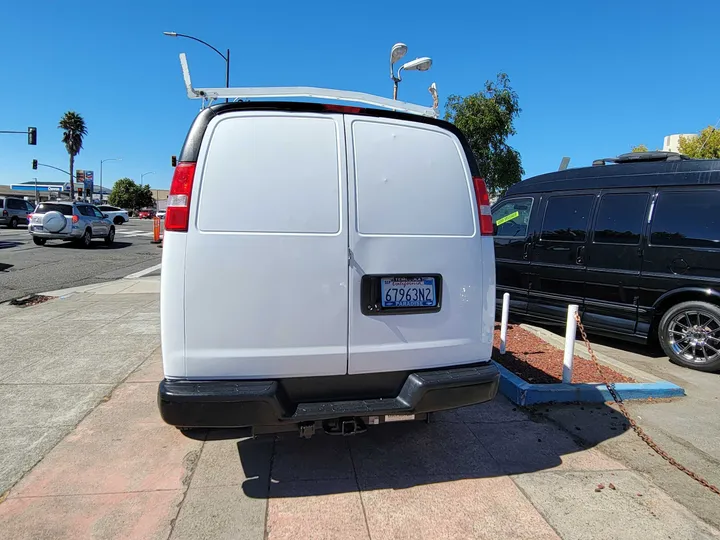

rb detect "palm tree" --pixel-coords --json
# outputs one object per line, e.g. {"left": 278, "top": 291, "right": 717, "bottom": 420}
{"left": 58, "top": 111, "right": 88, "bottom": 200}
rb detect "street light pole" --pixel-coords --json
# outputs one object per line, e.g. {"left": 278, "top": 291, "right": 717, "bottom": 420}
{"left": 389, "top": 43, "right": 432, "bottom": 100}
{"left": 100, "top": 158, "right": 122, "bottom": 204}
{"left": 164, "top": 32, "right": 230, "bottom": 103}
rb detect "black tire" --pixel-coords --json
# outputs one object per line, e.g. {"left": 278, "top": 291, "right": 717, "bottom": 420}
{"left": 658, "top": 301, "right": 720, "bottom": 372}
{"left": 105, "top": 227, "right": 115, "bottom": 245}
{"left": 32, "top": 236, "right": 46, "bottom": 246}
{"left": 8, "top": 217, "right": 18, "bottom": 229}
{"left": 113, "top": 216, "right": 123, "bottom": 225}
{"left": 79, "top": 228, "right": 92, "bottom": 248}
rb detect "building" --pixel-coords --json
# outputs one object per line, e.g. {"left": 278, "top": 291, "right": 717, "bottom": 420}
{"left": 663, "top": 133, "right": 697, "bottom": 153}
{"left": 0, "top": 182, "right": 168, "bottom": 208}
{"left": 0, "top": 181, "right": 111, "bottom": 203}
{"left": 150, "top": 189, "right": 169, "bottom": 210}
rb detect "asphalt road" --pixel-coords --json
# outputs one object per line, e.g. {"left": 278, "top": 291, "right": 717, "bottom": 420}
{"left": 0, "top": 218, "right": 162, "bottom": 303}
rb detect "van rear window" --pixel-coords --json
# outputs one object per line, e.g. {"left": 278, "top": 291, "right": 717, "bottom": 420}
{"left": 34, "top": 204, "right": 73, "bottom": 216}
{"left": 351, "top": 119, "right": 474, "bottom": 236}
{"left": 650, "top": 190, "right": 720, "bottom": 248}
{"left": 197, "top": 115, "right": 342, "bottom": 234}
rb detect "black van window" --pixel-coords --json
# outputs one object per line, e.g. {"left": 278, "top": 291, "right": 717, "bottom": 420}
{"left": 6, "top": 198, "right": 24, "bottom": 210}
{"left": 650, "top": 190, "right": 720, "bottom": 249}
{"left": 492, "top": 197, "right": 533, "bottom": 238}
{"left": 593, "top": 193, "right": 648, "bottom": 245}
{"left": 540, "top": 195, "right": 594, "bottom": 242}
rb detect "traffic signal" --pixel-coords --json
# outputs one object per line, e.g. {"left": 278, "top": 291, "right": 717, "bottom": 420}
{"left": 78, "top": 188, "right": 83, "bottom": 196}
{"left": 32, "top": 159, "right": 38, "bottom": 170}
{"left": 171, "top": 155, "right": 177, "bottom": 167}
{"left": 28, "top": 127, "right": 37, "bottom": 145}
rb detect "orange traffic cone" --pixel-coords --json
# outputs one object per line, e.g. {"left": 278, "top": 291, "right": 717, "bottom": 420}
{"left": 151, "top": 216, "right": 162, "bottom": 244}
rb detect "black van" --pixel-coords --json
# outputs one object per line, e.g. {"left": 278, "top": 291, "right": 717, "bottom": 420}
{"left": 492, "top": 151, "right": 720, "bottom": 372}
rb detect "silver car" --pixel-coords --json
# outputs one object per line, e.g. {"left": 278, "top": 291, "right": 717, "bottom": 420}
{"left": 29, "top": 201, "right": 115, "bottom": 247}
{"left": 0, "top": 197, "right": 34, "bottom": 228}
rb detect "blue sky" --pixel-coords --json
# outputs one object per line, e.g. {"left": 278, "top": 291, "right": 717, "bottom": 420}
{"left": 1, "top": 0, "right": 717, "bottom": 190}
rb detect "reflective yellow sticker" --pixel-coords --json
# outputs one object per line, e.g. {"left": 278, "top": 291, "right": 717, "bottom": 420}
{"left": 495, "top": 211, "right": 519, "bottom": 226}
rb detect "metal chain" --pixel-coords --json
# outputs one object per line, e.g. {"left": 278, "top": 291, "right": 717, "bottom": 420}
{"left": 573, "top": 311, "right": 720, "bottom": 497}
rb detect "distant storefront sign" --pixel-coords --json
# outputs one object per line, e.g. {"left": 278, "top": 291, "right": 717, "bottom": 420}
{"left": 76, "top": 170, "right": 85, "bottom": 191}
{"left": 84, "top": 170, "right": 94, "bottom": 195}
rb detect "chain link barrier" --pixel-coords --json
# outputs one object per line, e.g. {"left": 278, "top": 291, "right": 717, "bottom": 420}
{"left": 573, "top": 311, "right": 720, "bottom": 497}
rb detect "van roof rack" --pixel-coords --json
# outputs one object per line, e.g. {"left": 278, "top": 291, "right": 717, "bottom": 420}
{"left": 592, "top": 151, "right": 690, "bottom": 166}
{"left": 178, "top": 53, "right": 439, "bottom": 118}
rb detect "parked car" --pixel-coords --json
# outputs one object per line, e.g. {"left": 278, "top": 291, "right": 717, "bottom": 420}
{"left": 28, "top": 201, "right": 115, "bottom": 248}
{"left": 158, "top": 99, "right": 499, "bottom": 436}
{"left": 492, "top": 151, "right": 720, "bottom": 372}
{"left": 0, "top": 197, "right": 34, "bottom": 228}
{"left": 138, "top": 209, "right": 155, "bottom": 219}
{"left": 156, "top": 210, "right": 166, "bottom": 219}
{"left": 98, "top": 205, "right": 129, "bottom": 225}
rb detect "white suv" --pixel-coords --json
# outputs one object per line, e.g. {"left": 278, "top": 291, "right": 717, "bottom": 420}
{"left": 98, "top": 205, "right": 129, "bottom": 225}
{"left": 158, "top": 101, "right": 498, "bottom": 436}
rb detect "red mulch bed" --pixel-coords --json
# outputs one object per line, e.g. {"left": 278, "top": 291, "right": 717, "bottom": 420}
{"left": 493, "top": 323, "right": 635, "bottom": 384}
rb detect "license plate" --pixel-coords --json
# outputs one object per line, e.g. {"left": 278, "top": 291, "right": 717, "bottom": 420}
{"left": 32, "top": 225, "right": 43, "bottom": 231}
{"left": 380, "top": 277, "right": 436, "bottom": 308}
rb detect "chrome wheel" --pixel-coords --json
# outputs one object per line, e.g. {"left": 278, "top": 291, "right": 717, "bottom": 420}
{"left": 667, "top": 310, "right": 720, "bottom": 364}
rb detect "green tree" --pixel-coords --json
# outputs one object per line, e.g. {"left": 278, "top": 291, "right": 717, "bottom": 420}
{"left": 135, "top": 184, "right": 155, "bottom": 209}
{"left": 632, "top": 144, "right": 649, "bottom": 153}
{"left": 58, "top": 111, "right": 88, "bottom": 200}
{"left": 444, "top": 73, "right": 524, "bottom": 196}
{"left": 678, "top": 127, "right": 720, "bottom": 159}
{"left": 108, "top": 178, "right": 156, "bottom": 212}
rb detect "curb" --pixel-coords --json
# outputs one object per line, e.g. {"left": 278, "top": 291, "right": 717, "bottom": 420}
{"left": 494, "top": 361, "right": 685, "bottom": 405}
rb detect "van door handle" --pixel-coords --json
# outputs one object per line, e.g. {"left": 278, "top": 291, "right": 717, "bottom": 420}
{"left": 575, "top": 245, "right": 585, "bottom": 265}
{"left": 522, "top": 242, "right": 531, "bottom": 260}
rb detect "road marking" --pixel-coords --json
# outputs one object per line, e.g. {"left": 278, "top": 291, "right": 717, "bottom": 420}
{"left": 123, "top": 263, "right": 162, "bottom": 279}
{"left": 116, "top": 231, "right": 153, "bottom": 237}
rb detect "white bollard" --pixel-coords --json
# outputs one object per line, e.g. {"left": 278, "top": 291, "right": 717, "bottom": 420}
{"left": 499, "top": 293, "right": 510, "bottom": 354}
{"left": 562, "top": 304, "right": 579, "bottom": 383}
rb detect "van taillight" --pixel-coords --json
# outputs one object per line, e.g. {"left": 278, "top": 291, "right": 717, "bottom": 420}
{"left": 72, "top": 215, "right": 79, "bottom": 223}
{"left": 473, "top": 177, "right": 493, "bottom": 236}
{"left": 165, "top": 162, "right": 197, "bottom": 232}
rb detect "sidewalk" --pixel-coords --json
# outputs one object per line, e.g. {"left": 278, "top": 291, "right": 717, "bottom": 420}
{"left": 0, "top": 277, "right": 718, "bottom": 539}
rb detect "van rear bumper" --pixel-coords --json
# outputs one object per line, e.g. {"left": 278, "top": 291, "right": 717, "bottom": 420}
{"left": 157, "top": 362, "right": 499, "bottom": 428}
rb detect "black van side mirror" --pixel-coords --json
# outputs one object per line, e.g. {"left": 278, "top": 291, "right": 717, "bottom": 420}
{"left": 492, "top": 223, "right": 498, "bottom": 236}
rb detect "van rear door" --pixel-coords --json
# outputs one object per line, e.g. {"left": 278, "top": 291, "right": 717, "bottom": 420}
{"left": 183, "top": 111, "right": 349, "bottom": 379}
{"left": 344, "top": 115, "right": 492, "bottom": 375}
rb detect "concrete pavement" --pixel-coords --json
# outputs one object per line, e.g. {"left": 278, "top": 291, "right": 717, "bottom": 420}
{"left": 525, "top": 324, "right": 720, "bottom": 531}
{"left": 0, "top": 277, "right": 718, "bottom": 539}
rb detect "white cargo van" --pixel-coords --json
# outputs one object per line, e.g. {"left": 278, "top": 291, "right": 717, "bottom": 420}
{"left": 158, "top": 97, "right": 498, "bottom": 437}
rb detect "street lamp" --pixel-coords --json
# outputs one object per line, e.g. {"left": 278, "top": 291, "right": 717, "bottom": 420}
{"left": 141, "top": 171, "right": 155, "bottom": 183}
{"left": 100, "top": 158, "right": 121, "bottom": 204}
{"left": 164, "top": 31, "right": 230, "bottom": 102}
{"left": 389, "top": 42, "right": 432, "bottom": 100}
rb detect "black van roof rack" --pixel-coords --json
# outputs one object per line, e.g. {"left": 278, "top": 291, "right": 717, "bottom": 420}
{"left": 592, "top": 151, "right": 690, "bottom": 166}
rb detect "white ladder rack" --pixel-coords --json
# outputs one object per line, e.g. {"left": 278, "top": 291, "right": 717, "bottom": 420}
{"left": 179, "top": 53, "right": 439, "bottom": 118}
